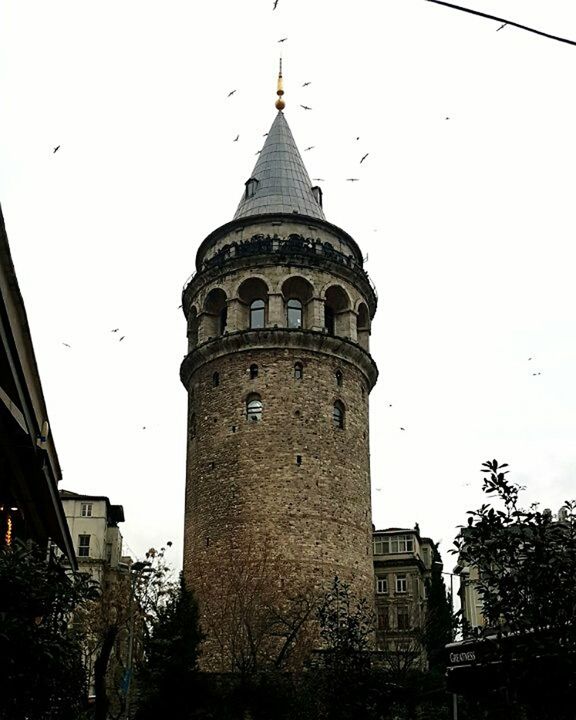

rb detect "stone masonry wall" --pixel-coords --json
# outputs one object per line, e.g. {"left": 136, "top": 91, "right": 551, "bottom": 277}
{"left": 183, "top": 344, "right": 374, "bottom": 606}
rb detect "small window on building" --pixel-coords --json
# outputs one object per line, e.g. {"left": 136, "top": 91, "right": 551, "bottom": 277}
{"left": 250, "top": 299, "right": 265, "bottom": 329}
{"left": 245, "top": 177, "right": 259, "bottom": 199}
{"left": 325, "top": 306, "right": 335, "bottom": 335}
{"left": 287, "top": 298, "right": 303, "bottom": 328}
{"left": 335, "top": 370, "right": 343, "bottom": 387}
{"left": 78, "top": 535, "right": 90, "bottom": 558}
{"left": 332, "top": 401, "right": 345, "bottom": 429}
{"left": 246, "top": 394, "right": 263, "bottom": 422}
{"left": 397, "top": 605, "right": 411, "bottom": 630}
{"left": 396, "top": 574, "right": 408, "bottom": 594}
{"left": 81, "top": 503, "right": 92, "bottom": 517}
{"left": 389, "top": 535, "right": 414, "bottom": 553}
{"left": 377, "top": 607, "right": 390, "bottom": 631}
{"left": 219, "top": 306, "right": 228, "bottom": 335}
{"left": 250, "top": 364, "right": 258, "bottom": 379}
{"left": 294, "top": 362, "right": 303, "bottom": 380}
{"left": 376, "top": 576, "right": 388, "bottom": 594}
{"left": 212, "top": 372, "right": 220, "bottom": 387}
{"left": 373, "top": 536, "right": 390, "bottom": 555}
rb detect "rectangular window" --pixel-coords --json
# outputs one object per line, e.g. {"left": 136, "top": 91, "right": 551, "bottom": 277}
{"left": 396, "top": 574, "right": 408, "bottom": 594}
{"left": 373, "top": 537, "right": 390, "bottom": 555}
{"left": 376, "top": 576, "right": 388, "bottom": 594}
{"left": 78, "top": 535, "right": 90, "bottom": 557}
{"left": 397, "top": 605, "right": 411, "bottom": 630}
{"left": 389, "top": 535, "right": 414, "bottom": 553}
{"left": 81, "top": 503, "right": 92, "bottom": 517}
{"left": 377, "top": 607, "right": 389, "bottom": 631}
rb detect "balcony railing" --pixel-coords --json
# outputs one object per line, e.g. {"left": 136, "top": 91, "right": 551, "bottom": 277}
{"left": 182, "top": 232, "right": 377, "bottom": 301}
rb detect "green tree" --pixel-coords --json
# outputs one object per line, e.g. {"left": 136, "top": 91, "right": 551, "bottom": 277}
{"left": 455, "top": 460, "right": 576, "bottom": 718}
{"left": 423, "top": 556, "right": 455, "bottom": 672}
{"left": 315, "top": 576, "right": 376, "bottom": 720}
{"left": 134, "top": 572, "right": 203, "bottom": 719}
{"left": 0, "top": 540, "right": 99, "bottom": 720}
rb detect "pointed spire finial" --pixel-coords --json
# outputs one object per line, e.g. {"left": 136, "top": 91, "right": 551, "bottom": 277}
{"left": 275, "top": 57, "right": 285, "bottom": 111}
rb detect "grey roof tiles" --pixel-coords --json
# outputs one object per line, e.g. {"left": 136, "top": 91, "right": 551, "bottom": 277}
{"left": 233, "top": 111, "right": 326, "bottom": 221}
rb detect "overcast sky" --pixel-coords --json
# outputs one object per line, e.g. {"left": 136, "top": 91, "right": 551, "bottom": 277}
{"left": 2, "top": 0, "right": 576, "bottom": 573}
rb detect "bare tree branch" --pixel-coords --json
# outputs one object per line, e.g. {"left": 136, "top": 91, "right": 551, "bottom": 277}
{"left": 426, "top": 0, "right": 576, "bottom": 47}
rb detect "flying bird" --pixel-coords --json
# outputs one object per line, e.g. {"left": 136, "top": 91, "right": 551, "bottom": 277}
{"left": 528, "top": 357, "right": 533, "bottom": 361}
{"left": 302, "top": 81, "right": 311, "bottom": 87}
{"left": 227, "top": 90, "right": 237, "bottom": 97}
{"left": 445, "top": 117, "right": 450, "bottom": 120}
{"left": 263, "top": 132, "right": 269, "bottom": 137}
{"left": 233, "top": 134, "right": 239, "bottom": 142}
{"left": 304, "top": 146, "right": 315, "bottom": 151}
{"left": 278, "top": 37, "right": 288, "bottom": 43}
{"left": 355, "top": 136, "right": 360, "bottom": 141}
{"left": 346, "top": 178, "right": 359, "bottom": 182}
{"left": 312, "top": 178, "right": 324, "bottom": 181}
{"left": 167, "top": 541, "right": 173, "bottom": 547}
{"left": 300, "top": 104, "right": 312, "bottom": 110}
{"left": 273, "top": 0, "right": 279, "bottom": 8}
{"left": 360, "top": 153, "right": 369, "bottom": 164}
{"left": 496, "top": 22, "right": 507, "bottom": 31}
{"left": 62, "top": 343, "right": 71, "bottom": 348}
{"left": 142, "top": 426, "right": 147, "bottom": 430}
{"left": 119, "top": 336, "right": 125, "bottom": 342}
{"left": 532, "top": 372, "right": 542, "bottom": 376}
{"left": 255, "top": 150, "right": 261, "bottom": 155}
{"left": 53, "top": 145, "right": 60, "bottom": 153}
{"left": 111, "top": 328, "right": 119, "bottom": 333}
{"left": 400, "top": 427, "right": 406, "bottom": 431}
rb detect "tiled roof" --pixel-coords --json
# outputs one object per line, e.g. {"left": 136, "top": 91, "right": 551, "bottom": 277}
{"left": 233, "top": 111, "right": 325, "bottom": 221}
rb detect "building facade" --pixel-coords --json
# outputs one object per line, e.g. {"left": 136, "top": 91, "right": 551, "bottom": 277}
{"left": 0, "top": 205, "right": 75, "bottom": 565}
{"left": 60, "top": 490, "right": 132, "bottom": 703}
{"left": 59, "top": 490, "right": 128, "bottom": 583}
{"left": 181, "top": 81, "right": 378, "bottom": 663}
{"left": 373, "top": 526, "right": 440, "bottom": 666}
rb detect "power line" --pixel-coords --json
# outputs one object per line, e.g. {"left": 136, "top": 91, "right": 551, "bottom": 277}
{"left": 426, "top": 0, "right": 576, "bottom": 48}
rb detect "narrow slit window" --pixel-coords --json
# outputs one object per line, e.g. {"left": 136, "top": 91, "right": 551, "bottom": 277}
{"left": 335, "top": 370, "right": 343, "bottom": 387}
{"left": 325, "top": 306, "right": 335, "bottom": 335}
{"left": 332, "top": 401, "right": 345, "bottom": 429}
{"left": 294, "top": 362, "right": 303, "bottom": 380}
{"left": 212, "top": 372, "right": 220, "bottom": 387}
{"left": 250, "top": 364, "right": 258, "bottom": 379}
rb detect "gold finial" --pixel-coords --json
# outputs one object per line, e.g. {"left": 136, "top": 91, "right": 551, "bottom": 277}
{"left": 275, "top": 57, "right": 285, "bottom": 110}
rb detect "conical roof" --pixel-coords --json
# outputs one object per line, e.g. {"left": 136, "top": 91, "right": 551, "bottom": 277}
{"left": 233, "top": 111, "right": 325, "bottom": 221}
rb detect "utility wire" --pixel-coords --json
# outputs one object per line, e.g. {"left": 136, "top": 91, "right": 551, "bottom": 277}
{"left": 426, "top": 0, "right": 576, "bottom": 48}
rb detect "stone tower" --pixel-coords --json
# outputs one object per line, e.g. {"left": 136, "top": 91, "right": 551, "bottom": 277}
{"left": 180, "top": 78, "right": 378, "bottom": 664}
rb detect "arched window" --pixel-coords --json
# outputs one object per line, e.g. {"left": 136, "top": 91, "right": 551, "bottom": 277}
{"left": 287, "top": 298, "right": 303, "bottom": 328}
{"left": 212, "top": 372, "right": 219, "bottom": 387}
{"left": 294, "top": 362, "right": 303, "bottom": 380}
{"left": 333, "top": 401, "right": 345, "bottom": 429}
{"left": 250, "top": 299, "right": 265, "bottom": 329}
{"left": 335, "top": 370, "right": 343, "bottom": 387}
{"left": 250, "top": 364, "right": 258, "bottom": 379}
{"left": 246, "top": 394, "right": 263, "bottom": 422}
{"left": 325, "top": 306, "right": 335, "bottom": 335}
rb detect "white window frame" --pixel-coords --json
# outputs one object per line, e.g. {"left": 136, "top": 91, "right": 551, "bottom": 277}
{"left": 376, "top": 576, "right": 388, "bottom": 594}
{"left": 396, "top": 573, "right": 408, "bottom": 594}
{"left": 78, "top": 534, "right": 91, "bottom": 557}
{"left": 81, "top": 503, "right": 92, "bottom": 517}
